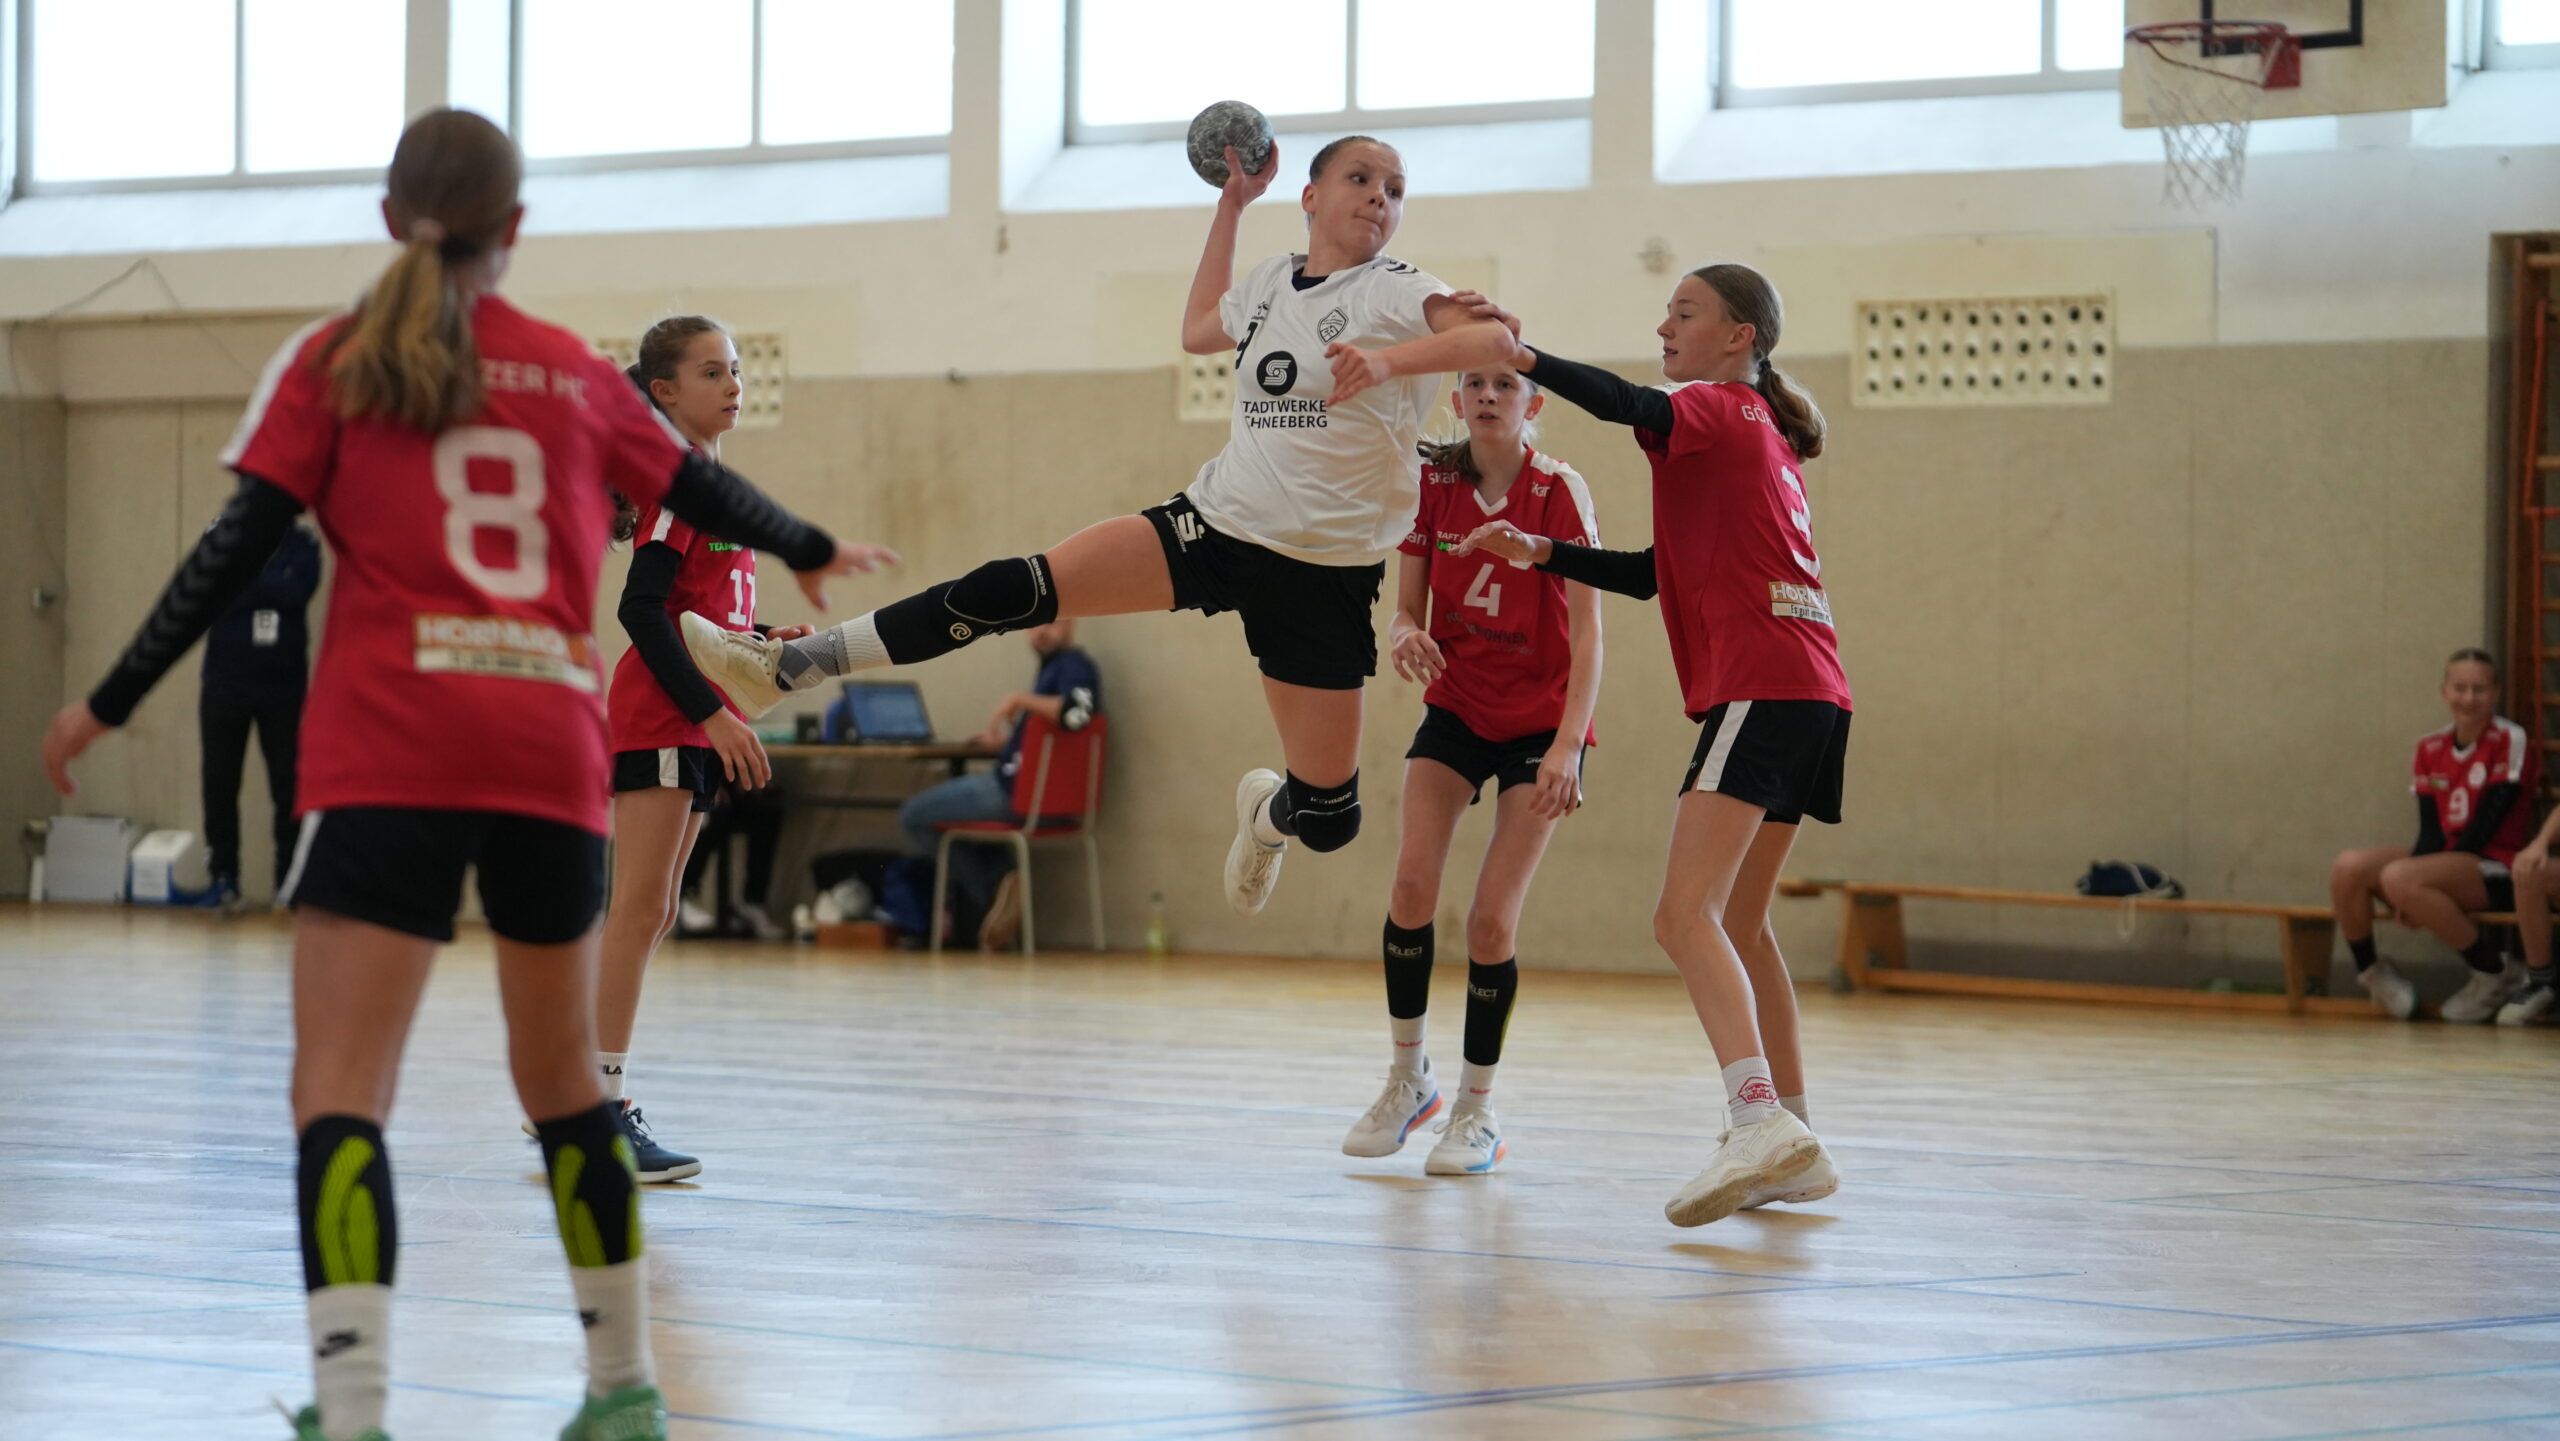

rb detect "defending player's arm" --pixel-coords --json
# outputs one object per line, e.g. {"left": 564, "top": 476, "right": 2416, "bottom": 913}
{"left": 658, "top": 450, "right": 895, "bottom": 609}
{"left": 617, "top": 545, "right": 728, "bottom": 729}
{"left": 1181, "top": 142, "right": 1284, "bottom": 355}
{"left": 1325, "top": 302, "right": 1520, "bottom": 405}
{"left": 1515, "top": 346, "right": 1679, "bottom": 435}
{"left": 44, "top": 476, "right": 308, "bottom": 792}
{"left": 1533, "top": 581, "right": 1603, "bottom": 820}
{"left": 1452, "top": 522, "right": 1660, "bottom": 603}
{"left": 1386, "top": 551, "right": 1445, "bottom": 685}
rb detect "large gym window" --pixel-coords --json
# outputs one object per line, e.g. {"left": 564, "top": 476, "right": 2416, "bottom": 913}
{"left": 1069, "top": 0, "right": 1595, "bottom": 141}
{"left": 2490, "top": 0, "right": 2560, "bottom": 67}
{"left": 1720, "top": 0, "right": 2122, "bottom": 107}
{"left": 27, "top": 0, "right": 406, "bottom": 187}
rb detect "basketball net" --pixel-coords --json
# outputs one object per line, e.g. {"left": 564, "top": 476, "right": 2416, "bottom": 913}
{"left": 2127, "top": 22, "right": 2299, "bottom": 208}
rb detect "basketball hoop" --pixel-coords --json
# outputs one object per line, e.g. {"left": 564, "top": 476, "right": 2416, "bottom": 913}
{"left": 2126, "top": 20, "right": 2301, "bottom": 208}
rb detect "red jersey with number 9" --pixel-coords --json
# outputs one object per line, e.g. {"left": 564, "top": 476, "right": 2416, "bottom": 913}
{"left": 607, "top": 503, "right": 757, "bottom": 751}
{"left": 222, "top": 295, "right": 691, "bottom": 835}
{"left": 1636, "top": 382, "right": 1852, "bottom": 719}
{"left": 2411, "top": 719, "right": 2537, "bottom": 865}
{"left": 1399, "top": 448, "right": 1599, "bottom": 743}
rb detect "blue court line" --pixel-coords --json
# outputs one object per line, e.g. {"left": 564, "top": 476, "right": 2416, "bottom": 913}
{"left": 0, "top": 1336, "right": 591, "bottom": 1412}
{"left": 2257, "top": 1412, "right": 2560, "bottom": 1441}
{"left": 0, "top": 1298, "right": 300, "bottom": 1326}
{"left": 2113, "top": 1196, "right": 2560, "bottom": 1238}
{"left": 894, "top": 1310, "right": 2560, "bottom": 1441}
{"left": 1651, "top": 1270, "right": 2080, "bottom": 1303}
{"left": 1908, "top": 1284, "right": 2345, "bottom": 1330}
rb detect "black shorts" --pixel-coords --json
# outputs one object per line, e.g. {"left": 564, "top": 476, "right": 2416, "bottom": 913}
{"left": 1406, "top": 704, "right": 1574, "bottom": 803}
{"left": 611, "top": 745, "right": 719, "bottom": 814}
{"left": 2478, "top": 858, "right": 2517, "bottom": 913}
{"left": 1681, "top": 700, "right": 1850, "bottom": 826}
{"left": 280, "top": 807, "right": 608, "bottom": 945}
{"left": 1142, "top": 492, "right": 1382, "bottom": 691}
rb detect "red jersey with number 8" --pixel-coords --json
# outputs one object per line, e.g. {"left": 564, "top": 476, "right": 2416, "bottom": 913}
{"left": 1637, "top": 382, "right": 1852, "bottom": 719}
{"left": 1399, "top": 448, "right": 1598, "bottom": 742}
{"left": 2411, "top": 720, "right": 2537, "bottom": 865}
{"left": 607, "top": 504, "right": 757, "bottom": 751}
{"left": 222, "top": 295, "right": 691, "bottom": 835}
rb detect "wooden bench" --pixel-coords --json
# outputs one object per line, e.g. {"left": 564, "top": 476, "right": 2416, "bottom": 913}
{"left": 1779, "top": 879, "right": 2525, "bottom": 1017}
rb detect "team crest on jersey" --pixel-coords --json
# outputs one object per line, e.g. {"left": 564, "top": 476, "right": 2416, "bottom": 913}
{"left": 1379, "top": 259, "right": 1417, "bottom": 274}
{"left": 1317, "top": 307, "right": 1348, "bottom": 344}
{"left": 1258, "top": 352, "right": 1299, "bottom": 396}
{"left": 2470, "top": 762, "right": 2489, "bottom": 787}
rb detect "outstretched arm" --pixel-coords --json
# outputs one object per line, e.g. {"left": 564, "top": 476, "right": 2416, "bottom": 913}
{"left": 1453, "top": 522, "right": 1659, "bottom": 603}
{"left": 1325, "top": 317, "right": 1520, "bottom": 406}
{"left": 1518, "top": 346, "right": 1678, "bottom": 434}
{"left": 659, "top": 451, "right": 896, "bottom": 611}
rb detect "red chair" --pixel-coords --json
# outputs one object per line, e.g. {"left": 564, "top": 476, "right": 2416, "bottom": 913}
{"left": 930, "top": 713, "right": 1107, "bottom": 955}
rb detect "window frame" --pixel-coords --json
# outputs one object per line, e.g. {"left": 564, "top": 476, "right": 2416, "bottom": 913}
{"left": 1714, "top": 0, "right": 2121, "bottom": 110}
{"left": 11, "top": 0, "right": 956, "bottom": 199}
{"left": 1062, "top": 0, "right": 1593, "bottom": 147}
{"left": 2488, "top": 0, "right": 2560, "bottom": 68}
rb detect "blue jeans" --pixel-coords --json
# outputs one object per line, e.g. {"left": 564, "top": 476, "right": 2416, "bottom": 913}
{"left": 900, "top": 771, "right": 1020, "bottom": 914}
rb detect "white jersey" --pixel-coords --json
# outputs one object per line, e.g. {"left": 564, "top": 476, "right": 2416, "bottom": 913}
{"left": 1186, "top": 252, "right": 1453, "bottom": 566}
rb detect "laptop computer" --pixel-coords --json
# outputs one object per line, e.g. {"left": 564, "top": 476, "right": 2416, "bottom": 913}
{"left": 835, "top": 680, "right": 935, "bottom": 743}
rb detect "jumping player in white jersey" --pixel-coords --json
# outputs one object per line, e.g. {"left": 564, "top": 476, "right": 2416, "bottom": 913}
{"left": 681, "top": 137, "right": 1519, "bottom": 913}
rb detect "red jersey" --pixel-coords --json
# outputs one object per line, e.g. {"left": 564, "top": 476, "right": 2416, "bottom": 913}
{"left": 1399, "top": 448, "right": 1598, "bottom": 742}
{"left": 1637, "top": 382, "right": 1852, "bottom": 719}
{"left": 606, "top": 502, "right": 757, "bottom": 751}
{"left": 2411, "top": 719, "right": 2538, "bottom": 865}
{"left": 223, "top": 296, "right": 691, "bottom": 836}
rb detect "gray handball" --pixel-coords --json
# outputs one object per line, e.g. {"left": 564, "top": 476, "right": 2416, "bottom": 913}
{"left": 1187, "top": 100, "right": 1275, "bottom": 188}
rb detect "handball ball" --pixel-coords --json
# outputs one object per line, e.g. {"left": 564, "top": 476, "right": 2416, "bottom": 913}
{"left": 1188, "top": 100, "right": 1274, "bottom": 188}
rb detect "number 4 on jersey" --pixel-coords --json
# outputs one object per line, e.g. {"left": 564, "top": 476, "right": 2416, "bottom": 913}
{"left": 1464, "top": 563, "right": 1502, "bottom": 615}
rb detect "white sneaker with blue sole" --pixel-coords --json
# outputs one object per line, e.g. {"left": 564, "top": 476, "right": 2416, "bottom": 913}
{"left": 1342, "top": 1060, "right": 1441, "bottom": 1158}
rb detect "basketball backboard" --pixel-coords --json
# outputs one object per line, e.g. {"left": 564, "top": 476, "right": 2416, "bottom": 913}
{"left": 2122, "top": 1, "right": 2447, "bottom": 127}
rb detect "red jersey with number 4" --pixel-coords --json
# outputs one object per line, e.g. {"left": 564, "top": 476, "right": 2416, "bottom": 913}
{"left": 1637, "top": 382, "right": 1852, "bottom": 719}
{"left": 223, "top": 295, "right": 691, "bottom": 836}
{"left": 1400, "top": 449, "right": 1599, "bottom": 742}
{"left": 2411, "top": 719, "right": 2537, "bottom": 865}
{"left": 607, "top": 504, "right": 757, "bottom": 751}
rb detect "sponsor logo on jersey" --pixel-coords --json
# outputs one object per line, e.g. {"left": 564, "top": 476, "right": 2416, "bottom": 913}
{"left": 707, "top": 541, "right": 743, "bottom": 552}
{"left": 2470, "top": 762, "right": 2489, "bottom": 787}
{"left": 1240, "top": 397, "right": 1328, "bottom": 430}
{"left": 1767, "top": 581, "right": 1834, "bottom": 626}
{"left": 413, "top": 613, "right": 600, "bottom": 691}
{"left": 1317, "top": 307, "right": 1348, "bottom": 344}
{"left": 1258, "top": 352, "right": 1299, "bottom": 396}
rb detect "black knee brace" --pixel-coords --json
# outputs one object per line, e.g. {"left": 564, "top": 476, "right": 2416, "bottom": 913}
{"left": 1282, "top": 771, "right": 1361, "bottom": 853}
{"left": 875, "top": 554, "right": 1060, "bottom": 664}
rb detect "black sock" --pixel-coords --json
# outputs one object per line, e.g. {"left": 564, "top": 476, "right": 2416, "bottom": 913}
{"left": 298, "top": 1116, "right": 397, "bottom": 1290}
{"left": 2348, "top": 936, "right": 2378, "bottom": 973}
{"left": 871, "top": 555, "right": 1058, "bottom": 666}
{"left": 1383, "top": 919, "right": 1433, "bottom": 1020}
{"left": 2461, "top": 932, "right": 2506, "bottom": 975}
{"left": 1463, "top": 958, "right": 1519, "bottom": 1067}
{"left": 533, "top": 1101, "right": 644, "bottom": 1268}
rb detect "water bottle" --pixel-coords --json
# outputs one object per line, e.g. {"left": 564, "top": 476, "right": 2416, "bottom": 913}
{"left": 1145, "top": 892, "right": 1171, "bottom": 956}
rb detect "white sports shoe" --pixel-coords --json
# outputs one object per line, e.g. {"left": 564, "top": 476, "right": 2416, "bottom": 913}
{"left": 1424, "top": 1103, "right": 1506, "bottom": 1175}
{"left": 1664, "top": 1112, "right": 1826, "bottom": 1228}
{"left": 2358, "top": 958, "right": 2419, "bottom": 1020}
{"left": 1342, "top": 1061, "right": 1442, "bottom": 1158}
{"left": 1739, "top": 1135, "right": 1839, "bottom": 1209}
{"left": 1224, "top": 769, "right": 1288, "bottom": 916}
{"left": 2498, "top": 973, "right": 2557, "bottom": 1026}
{"left": 680, "top": 611, "right": 790, "bottom": 719}
{"left": 2442, "top": 957, "right": 2525, "bottom": 1024}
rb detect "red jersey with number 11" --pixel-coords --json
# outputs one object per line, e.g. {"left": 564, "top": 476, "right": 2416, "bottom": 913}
{"left": 607, "top": 502, "right": 758, "bottom": 751}
{"left": 222, "top": 295, "right": 692, "bottom": 835}
{"left": 1636, "top": 381, "right": 1852, "bottom": 719}
{"left": 1400, "top": 448, "right": 1599, "bottom": 742}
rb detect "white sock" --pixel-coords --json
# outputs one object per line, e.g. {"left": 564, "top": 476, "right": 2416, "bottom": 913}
{"left": 1779, "top": 1093, "right": 1808, "bottom": 1124}
{"left": 1456, "top": 1061, "right": 1496, "bottom": 1107}
{"left": 307, "top": 1283, "right": 393, "bottom": 1440}
{"left": 775, "top": 614, "right": 891, "bottom": 689}
{"left": 1251, "top": 787, "right": 1290, "bottom": 847}
{"left": 597, "top": 1053, "right": 628, "bottom": 1103}
{"left": 1721, "top": 1057, "right": 1782, "bottom": 1129}
{"left": 1390, "top": 1017, "right": 1427, "bottom": 1076}
{"left": 566, "top": 1257, "right": 655, "bottom": 1397}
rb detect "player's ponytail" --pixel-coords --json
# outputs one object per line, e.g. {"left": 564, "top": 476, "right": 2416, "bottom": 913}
{"left": 609, "top": 315, "right": 727, "bottom": 543}
{"left": 322, "top": 109, "right": 522, "bottom": 433}
{"left": 1692, "top": 262, "right": 1826, "bottom": 462}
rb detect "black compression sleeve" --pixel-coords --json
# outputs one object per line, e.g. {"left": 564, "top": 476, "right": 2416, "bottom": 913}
{"left": 661, "top": 451, "right": 836, "bottom": 572}
{"left": 618, "top": 543, "right": 726, "bottom": 727}
{"left": 2455, "top": 782, "right": 2524, "bottom": 855}
{"left": 1525, "top": 347, "right": 1677, "bottom": 433}
{"left": 88, "top": 477, "right": 306, "bottom": 726}
{"left": 1539, "top": 541, "right": 1659, "bottom": 602}
{"left": 2414, "top": 797, "right": 2447, "bottom": 857}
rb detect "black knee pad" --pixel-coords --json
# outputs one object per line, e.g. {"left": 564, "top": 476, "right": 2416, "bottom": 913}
{"left": 943, "top": 554, "right": 1059, "bottom": 637}
{"left": 1285, "top": 771, "right": 1362, "bottom": 853}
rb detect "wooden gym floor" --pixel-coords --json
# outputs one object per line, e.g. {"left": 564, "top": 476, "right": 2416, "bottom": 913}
{"left": 2, "top": 905, "right": 2556, "bottom": 1440}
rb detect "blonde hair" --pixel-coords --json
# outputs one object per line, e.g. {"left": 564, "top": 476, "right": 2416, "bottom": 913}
{"left": 320, "top": 109, "right": 523, "bottom": 432}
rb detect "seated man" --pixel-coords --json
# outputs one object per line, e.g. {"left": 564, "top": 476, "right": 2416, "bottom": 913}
{"left": 2328, "top": 648, "right": 2536, "bottom": 1021}
{"left": 897, "top": 620, "right": 1100, "bottom": 948}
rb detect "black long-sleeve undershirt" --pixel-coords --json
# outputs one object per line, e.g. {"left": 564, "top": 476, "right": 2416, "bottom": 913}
{"left": 1538, "top": 540, "right": 1659, "bottom": 602}
{"left": 2414, "top": 797, "right": 2448, "bottom": 856}
{"left": 2457, "top": 783, "right": 2524, "bottom": 856}
{"left": 618, "top": 543, "right": 726, "bottom": 726}
{"left": 87, "top": 451, "right": 835, "bottom": 728}
{"left": 1524, "top": 346, "right": 1677, "bottom": 434}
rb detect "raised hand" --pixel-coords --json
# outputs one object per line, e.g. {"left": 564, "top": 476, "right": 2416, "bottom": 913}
{"left": 1222, "top": 141, "right": 1281, "bottom": 209}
